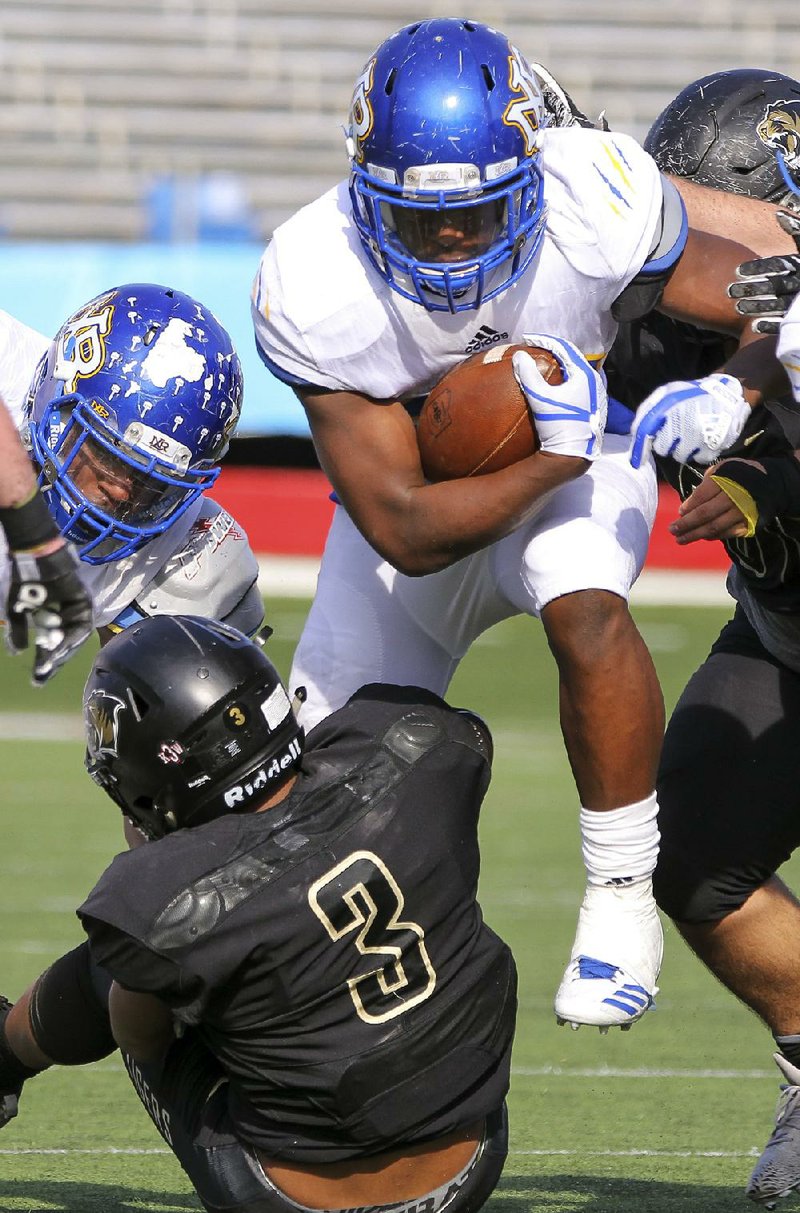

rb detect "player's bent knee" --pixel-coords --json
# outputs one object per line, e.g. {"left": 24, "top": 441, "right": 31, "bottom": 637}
{"left": 541, "top": 589, "right": 631, "bottom": 665}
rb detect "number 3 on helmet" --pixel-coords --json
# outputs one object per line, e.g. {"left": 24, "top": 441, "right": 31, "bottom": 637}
{"left": 347, "top": 18, "right": 549, "bottom": 314}
{"left": 25, "top": 282, "right": 243, "bottom": 565}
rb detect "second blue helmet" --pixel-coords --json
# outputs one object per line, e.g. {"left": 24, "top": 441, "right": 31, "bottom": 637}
{"left": 26, "top": 283, "right": 243, "bottom": 564}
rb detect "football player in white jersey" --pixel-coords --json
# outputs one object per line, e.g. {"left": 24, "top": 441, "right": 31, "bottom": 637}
{"left": 1, "top": 285, "right": 264, "bottom": 656}
{"left": 250, "top": 19, "right": 787, "bottom": 1032}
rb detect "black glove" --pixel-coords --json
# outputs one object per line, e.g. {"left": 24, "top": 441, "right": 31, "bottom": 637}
{"left": 1, "top": 491, "right": 94, "bottom": 686}
{"left": 0, "top": 996, "right": 42, "bottom": 1129}
{"left": 728, "top": 210, "right": 800, "bottom": 334}
{"left": 709, "top": 454, "right": 800, "bottom": 536}
{"left": 530, "top": 61, "right": 606, "bottom": 130}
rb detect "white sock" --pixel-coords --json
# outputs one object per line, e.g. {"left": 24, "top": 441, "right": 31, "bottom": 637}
{"left": 579, "top": 792, "right": 659, "bottom": 887}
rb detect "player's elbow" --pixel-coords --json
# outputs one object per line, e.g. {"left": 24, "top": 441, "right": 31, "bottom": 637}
{"left": 384, "top": 542, "right": 455, "bottom": 577}
{"left": 369, "top": 529, "right": 460, "bottom": 577}
{"left": 394, "top": 552, "right": 453, "bottom": 576}
{"left": 353, "top": 498, "right": 470, "bottom": 575}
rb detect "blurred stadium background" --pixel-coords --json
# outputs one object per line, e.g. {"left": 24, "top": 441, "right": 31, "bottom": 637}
{"left": 4, "top": 0, "right": 794, "bottom": 585}
{"left": 2, "top": 0, "right": 799, "bottom": 443}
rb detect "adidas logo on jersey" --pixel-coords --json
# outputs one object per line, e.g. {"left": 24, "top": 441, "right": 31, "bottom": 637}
{"left": 465, "top": 326, "right": 509, "bottom": 354}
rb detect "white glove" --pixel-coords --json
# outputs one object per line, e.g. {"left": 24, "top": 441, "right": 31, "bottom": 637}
{"left": 512, "top": 334, "right": 607, "bottom": 461}
{"left": 777, "top": 293, "right": 800, "bottom": 403}
{"left": 629, "top": 373, "right": 751, "bottom": 469}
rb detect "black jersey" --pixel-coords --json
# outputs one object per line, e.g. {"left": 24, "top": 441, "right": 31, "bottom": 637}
{"left": 607, "top": 312, "right": 800, "bottom": 612}
{"left": 605, "top": 312, "right": 731, "bottom": 414}
{"left": 78, "top": 684, "right": 516, "bottom": 1164}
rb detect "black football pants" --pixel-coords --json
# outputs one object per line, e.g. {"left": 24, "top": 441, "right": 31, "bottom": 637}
{"left": 124, "top": 1030, "right": 509, "bottom": 1213}
{"left": 655, "top": 606, "right": 800, "bottom": 924}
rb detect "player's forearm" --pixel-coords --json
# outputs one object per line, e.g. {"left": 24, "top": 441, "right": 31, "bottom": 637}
{"left": 659, "top": 229, "right": 759, "bottom": 337}
{"left": 340, "top": 452, "right": 588, "bottom": 576}
{"left": 672, "top": 178, "right": 798, "bottom": 257}
{"left": 0, "top": 398, "right": 38, "bottom": 510}
{"left": 4, "top": 987, "right": 53, "bottom": 1070}
{"left": 720, "top": 334, "right": 790, "bottom": 408}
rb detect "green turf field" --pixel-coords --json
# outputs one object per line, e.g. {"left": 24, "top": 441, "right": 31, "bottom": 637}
{"left": 0, "top": 599, "right": 793, "bottom": 1212}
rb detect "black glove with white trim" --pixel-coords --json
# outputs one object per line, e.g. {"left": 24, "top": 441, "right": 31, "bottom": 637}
{"left": 729, "top": 210, "right": 800, "bottom": 334}
{"left": 1, "top": 491, "right": 93, "bottom": 685}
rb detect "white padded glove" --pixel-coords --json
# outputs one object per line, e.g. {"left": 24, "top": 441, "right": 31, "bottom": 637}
{"left": 512, "top": 334, "right": 607, "bottom": 461}
{"left": 629, "top": 373, "right": 751, "bottom": 469}
{"left": 778, "top": 293, "right": 800, "bottom": 403}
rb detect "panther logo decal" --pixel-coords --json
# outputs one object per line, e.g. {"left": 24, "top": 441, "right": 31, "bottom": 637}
{"left": 85, "top": 690, "right": 126, "bottom": 760}
{"left": 757, "top": 100, "right": 800, "bottom": 173}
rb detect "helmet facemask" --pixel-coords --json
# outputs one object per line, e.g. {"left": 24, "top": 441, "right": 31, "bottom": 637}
{"left": 350, "top": 157, "right": 545, "bottom": 312}
{"left": 35, "top": 395, "right": 220, "bottom": 563}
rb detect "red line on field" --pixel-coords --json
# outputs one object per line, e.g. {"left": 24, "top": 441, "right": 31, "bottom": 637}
{"left": 215, "top": 467, "right": 730, "bottom": 571}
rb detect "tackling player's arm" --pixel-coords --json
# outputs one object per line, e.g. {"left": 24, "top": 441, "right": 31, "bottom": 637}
{"left": 298, "top": 384, "right": 590, "bottom": 577}
{"left": 108, "top": 982, "right": 175, "bottom": 1063}
{"left": 657, "top": 227, "right": 788, "bottom": 401}
{"left": 671, "top": 179, "right": 799, "bottom": 257}
{"left": 658, "top": 228, "right": 771, "bottom": 341}
{"left": 667, "top": 452, "right": 800, "bottom": 544}
{"left": 658, "top": 230, "right": 757, "bottom": 334}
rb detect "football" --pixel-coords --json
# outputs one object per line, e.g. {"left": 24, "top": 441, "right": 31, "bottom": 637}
{"left": 416, "top": 343, "right": 563, "bottom": 482}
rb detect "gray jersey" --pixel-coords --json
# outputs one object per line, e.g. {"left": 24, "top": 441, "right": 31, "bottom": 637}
{"left": 104, "top": 496, "right": 264, "bottom": 637}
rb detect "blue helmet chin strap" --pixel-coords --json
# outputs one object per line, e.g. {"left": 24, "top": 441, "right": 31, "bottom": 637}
{"left": 776, "top": 150, "right": 800, "bottom": 209}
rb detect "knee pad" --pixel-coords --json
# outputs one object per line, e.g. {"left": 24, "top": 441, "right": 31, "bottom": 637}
{"left": 29, "top": 942, "right": 116, "bottom": 1065}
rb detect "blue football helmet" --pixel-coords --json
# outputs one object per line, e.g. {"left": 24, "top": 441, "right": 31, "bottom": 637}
{"left": 347, "top": 18, "right": 548, "bottom": 313}
{"left": 26, "top": 283, "right": 243, "bottom": 565}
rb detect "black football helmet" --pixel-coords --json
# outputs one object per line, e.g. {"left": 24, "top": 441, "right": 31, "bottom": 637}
{"left": 645, "top": 68, "right": 800, "bottom": 207}
{"left": 84, "top": 615, "right": 304, "bottom": 839}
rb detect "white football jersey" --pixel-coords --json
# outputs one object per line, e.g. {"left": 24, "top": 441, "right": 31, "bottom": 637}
{"left": 252, "top": 127, "right": 669, "bottom": 401}
{"left": 0, "top": 310, "right": 263, "bottom": 635}
{"left": 0, "top": 309, "right": 50, "bottom": 427}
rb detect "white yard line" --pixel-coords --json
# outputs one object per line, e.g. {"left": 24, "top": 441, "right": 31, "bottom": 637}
{"left": 257, "top": 559, "right": 734, "bottom": 607}
{"left": 37, "top": 1060, "right": 777, "bottom": 1080}
{"left": 0, "top": 714, "right": 84, "bottom": 741}
{"left": 513, "top": 1065, "right": 773, "bottom": 1079}
{"left": 511, "top": 1148, "right": 761, "bottom": 1157}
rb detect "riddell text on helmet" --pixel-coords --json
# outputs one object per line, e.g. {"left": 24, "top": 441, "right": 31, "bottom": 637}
{"left": 223, "top": 737, "right": 302, "bottom": 808}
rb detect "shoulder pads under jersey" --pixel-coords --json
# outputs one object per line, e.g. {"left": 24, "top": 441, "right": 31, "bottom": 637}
{"left": 611, "top": 174, "right": 688, "bottom": 322}
{"left": 108, "top": 497, "right": 264, "bottom": 636}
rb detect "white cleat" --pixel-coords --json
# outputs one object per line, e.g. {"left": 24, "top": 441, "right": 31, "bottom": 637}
{"left": 554, "top": 878, "right": 663, "bottom": 1031}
